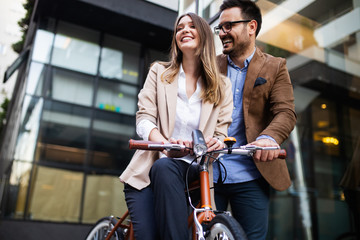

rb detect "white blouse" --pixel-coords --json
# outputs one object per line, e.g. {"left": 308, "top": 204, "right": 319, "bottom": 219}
{"left": 136, "top": 65, "right": 202, "bottom": 164}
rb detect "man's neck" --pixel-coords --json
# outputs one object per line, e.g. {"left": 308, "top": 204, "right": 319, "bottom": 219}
{"left": 229, "top": 44, "right": 256, "bottom": 68}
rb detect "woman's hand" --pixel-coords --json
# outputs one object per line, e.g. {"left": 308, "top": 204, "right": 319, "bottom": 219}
{"left": 206, "top": 137, "right": 224, "bottom": 152}
{"left": 164, "top": 138, "right": 193, "bottom": 158}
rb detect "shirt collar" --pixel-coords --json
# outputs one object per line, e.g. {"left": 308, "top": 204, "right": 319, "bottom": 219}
{"left": 227, "top": 47, "right": 256, "bottom": 70}
{"left": 178, "top": 64, "right": 202, "bottom": 102}
{"left": 179, "top": 64, "right": 186, "bottom": 78}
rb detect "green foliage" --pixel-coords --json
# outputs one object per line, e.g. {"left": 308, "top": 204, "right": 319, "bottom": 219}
{"left": 11, "top": 0, "right": 35, "bottom": 53}
{"left": 0, "top": 98, "right": 10, "bottom": 134}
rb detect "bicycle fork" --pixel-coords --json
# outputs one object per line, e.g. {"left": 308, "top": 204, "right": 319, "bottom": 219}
{"left": 189, "top": 156, "right": 216, "bottom": 240}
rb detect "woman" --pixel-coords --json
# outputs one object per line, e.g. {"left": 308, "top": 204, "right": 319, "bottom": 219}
{"left": 119, "top": 12, "right": 233, "bottom": 240}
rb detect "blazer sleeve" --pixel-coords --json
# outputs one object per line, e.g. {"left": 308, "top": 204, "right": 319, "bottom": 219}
{"left": 214, "top": 76, "right": 233, "bottom": 141}
{"left": 135, "top": 63, "right": 160, "bottom": 126}
{"left": 260, "top": 58, "right": 297, "bottom": 144}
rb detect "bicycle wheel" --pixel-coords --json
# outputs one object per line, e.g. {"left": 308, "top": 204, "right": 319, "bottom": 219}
{"left": 205, "top": 214, "right": 247, "bottom": 240}
{"left": 86, "top": 216, "right": 124, "bottom": 240}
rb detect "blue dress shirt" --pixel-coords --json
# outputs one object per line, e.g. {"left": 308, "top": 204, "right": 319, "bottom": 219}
{"left": 213, "top": 49, "right": 262, "bottom": 184}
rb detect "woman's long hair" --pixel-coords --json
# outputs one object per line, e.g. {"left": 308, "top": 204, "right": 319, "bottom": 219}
{"left": 159, "top": 12, "right": 225, "bottom": 106}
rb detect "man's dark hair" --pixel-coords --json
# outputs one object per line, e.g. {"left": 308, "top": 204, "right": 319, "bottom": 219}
{"left": 220, "top": 0, "right": 262, "bottom": 37}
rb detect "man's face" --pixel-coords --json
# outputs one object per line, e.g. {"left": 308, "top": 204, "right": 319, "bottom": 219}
{"left": 218, "top": 7, "right": 251, "bottom": 57}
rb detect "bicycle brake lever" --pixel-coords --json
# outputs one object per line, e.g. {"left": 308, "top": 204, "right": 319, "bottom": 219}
{"left": 240, "top": 145, "right": 280, "bottom": 151}
{"left": 148, "top": 143, "right": 185, "bottom": 151}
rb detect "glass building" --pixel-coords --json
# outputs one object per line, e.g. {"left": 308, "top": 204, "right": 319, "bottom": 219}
{"left": 179, "top": 0, "right": 360, "bottom": 239}
{"left": 0, "top": 0, "right": 359, "bottom": 239}
{"left": 0, "top": 0, "right": 177, "bottom": 238}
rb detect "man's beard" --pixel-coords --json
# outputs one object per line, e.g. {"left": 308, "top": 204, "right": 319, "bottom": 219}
{"left": 222, "top": 37, "right": 250, "bottom": 58}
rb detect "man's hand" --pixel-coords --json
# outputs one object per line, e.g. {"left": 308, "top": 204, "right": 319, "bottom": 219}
{"left": 248, "top": 138, "right": 280, "bottom": 162}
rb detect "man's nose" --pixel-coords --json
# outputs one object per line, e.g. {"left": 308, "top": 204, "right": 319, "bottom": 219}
{"left": 219, "top": 29, "right": 227, "bottom": 38}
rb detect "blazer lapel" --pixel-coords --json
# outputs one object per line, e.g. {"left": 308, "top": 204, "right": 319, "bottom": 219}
{"left": 199, "top": 100, "right": 213, "bottom": 131}
{"left": 243, "top": 48, "right": 265, "bottom": 119}
{"left": 165, "top": 75, "right": 179, "bottom": 137}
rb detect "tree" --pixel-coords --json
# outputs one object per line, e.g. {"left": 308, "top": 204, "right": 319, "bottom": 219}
{"left": 0, "top": 97, "right": 10, "bottom": 134}
{"left": 12, "top": 0, "right": 35, "bottom": 53}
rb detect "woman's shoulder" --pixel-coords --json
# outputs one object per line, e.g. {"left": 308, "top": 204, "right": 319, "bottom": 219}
{"left": 150, "top": 61, "right": 168, "bottom": 72}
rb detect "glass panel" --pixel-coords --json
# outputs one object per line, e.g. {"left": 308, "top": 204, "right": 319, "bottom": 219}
{"left": 82, "top": 175, "right": 127, "bottom": 223}
{"left": 4, "top": 160, "right": 32, "bottom": 219}
{"left": 100, "top": 34, "right": 140, "bottom": 83}
{"left": 96, "top": 80, "right": 138, "bottom": 115}
{"left": 89, "top": 110, "right": 135, "bottom": 171}
{"left": 31, "top": 29, "right": 54, "bottom": 64}
{"left": 50, "top": 68, "right": 94, "bottom": 107}
{"left": 36, "top": 101, "right": 91, "bottom": 166}
{"left": 14, "top": 96, "right": 43, "bottom": 162}
{"left": 28, "top": 166, "right": 83, "bottom": 222}
{"left": 147, "top": 48, "right": 168, "bottom": 64}
{"left": 25, "top": 62, "right": 45, "bottom": 96}
{"left": 51, "top": 21, "right": 100, "bottom": 75}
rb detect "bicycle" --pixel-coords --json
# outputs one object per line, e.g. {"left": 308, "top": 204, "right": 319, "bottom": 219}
{"left": 86, "top": 129, "right": 286, "bottom": 240}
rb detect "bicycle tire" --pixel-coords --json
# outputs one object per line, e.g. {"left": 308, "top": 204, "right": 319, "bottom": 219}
{"left": 205, "top": 214, "right": 248, "bottom": 240}
{"left": 85, "top": 216, "right": 125, "bottom": 240}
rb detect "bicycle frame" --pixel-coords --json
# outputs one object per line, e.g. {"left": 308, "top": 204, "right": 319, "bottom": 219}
{"left": 187, "top": 153, "right": 217, "bottom": 240}
{"left": 91, "top": 134, "right": 286, "bottom": 240}
{"left": 103, "top": 153, "right": 217, "bottom": 240}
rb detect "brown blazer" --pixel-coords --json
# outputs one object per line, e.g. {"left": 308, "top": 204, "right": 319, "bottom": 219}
{"left": 120, "top": 62, "right": 233, "bottom": 190}
{"left": 217, "top": 48, "right": 297, "bottom": 191}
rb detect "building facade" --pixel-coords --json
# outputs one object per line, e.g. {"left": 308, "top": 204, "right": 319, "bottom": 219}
{"left": 0, "top": 0, "right": 359, "bottom": 239}
{"left": 0, "top": 0, "right": 177, "bottom": 239}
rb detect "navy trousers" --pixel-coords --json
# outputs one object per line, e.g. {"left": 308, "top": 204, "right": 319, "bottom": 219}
{"left": 124, "top": 184, "right": 159, "bottom": 240}
{"left": 214, "top": 178, "right": 270, "bottom": 240}
{"left": 150, "top": 158, "right": 199, "bottom": 240}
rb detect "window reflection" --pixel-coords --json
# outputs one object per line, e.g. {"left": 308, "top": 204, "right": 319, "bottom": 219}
{"left": 14, "top": 96, "right": 43, "bottom": 162}
{"left": 82, "top": 175, "right": 127, "bottom": 223}
{"left": 52, "top": 21, "right": 100, "bottom": 75}
{"left": 89, "top": 110, "right": 135, "bottom": 171}
{"left": 37, "top": 101, "right": 91, "bottom": 166}
{"left": 96, "top": 80, "right": 137, "bottom": 115}
{"left": 28, "top": 166, "right": 83, "bottom": 222}
{"left": 50, "top": 68, "right": 94, "bottom": 107}
{"left": 100, "top": 34, "right": 140, "bottom": 83}
{"left": 31, "top": 29, "right": 54, "bottom": 63}
{"left": 25, "top": 62, "right": 45, "bottom": 96}
{"left": 5, "top": 161, "right": 32, "bottom": 219}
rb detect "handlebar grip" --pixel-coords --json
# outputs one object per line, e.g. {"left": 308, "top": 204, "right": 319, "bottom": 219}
{"left": 129, "top": 139, "right": 165, "bottom": 151}
{"left": 278, "top": 149, "right": 286, "bottom": 159}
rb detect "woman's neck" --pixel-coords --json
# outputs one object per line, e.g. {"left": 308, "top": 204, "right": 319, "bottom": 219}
{"left": 182, "top": 54, "right": 201, "bottom": 79}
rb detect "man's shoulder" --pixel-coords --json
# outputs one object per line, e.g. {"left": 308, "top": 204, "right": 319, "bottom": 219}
{"left": 256, "top": 48, "right": 285, "bottom": 64}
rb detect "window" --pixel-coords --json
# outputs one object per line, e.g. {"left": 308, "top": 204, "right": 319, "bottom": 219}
{"left": 96, "top": 80, "right": 138, "bottom": 115}
{"left": 31, "top": 29, "right": 54, "bottom": 63}
{"left": 50, "top": 68, "right": 94, "bottom": 107}
{"left": 100, "top": 34, "right": 140, "bottom": 84}
{"left": 37, "top": 101, "right": 91, "bottom": 166}
{"left": 89, "top": 110, "right": 135, "bottom": 171}
{"left": 51, "top": 21, "right": 100, "bottom": 75}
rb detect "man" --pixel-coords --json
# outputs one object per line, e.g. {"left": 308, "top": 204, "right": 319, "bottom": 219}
{"left": 213, "top": 0, "right": 297, "bottom": 239}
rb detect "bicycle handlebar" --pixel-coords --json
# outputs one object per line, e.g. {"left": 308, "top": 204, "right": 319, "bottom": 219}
{"left": 128, "top": 139, "right": 287, "bottom": 159}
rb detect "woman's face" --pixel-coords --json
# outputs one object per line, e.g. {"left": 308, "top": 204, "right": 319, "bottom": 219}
{"left": 175, "top": 15, "right": 200, "bottom": 54}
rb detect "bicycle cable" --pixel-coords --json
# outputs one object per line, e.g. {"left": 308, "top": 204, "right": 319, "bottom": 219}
{"left": 185, "top": 156, "right": 199, "bottom": 211}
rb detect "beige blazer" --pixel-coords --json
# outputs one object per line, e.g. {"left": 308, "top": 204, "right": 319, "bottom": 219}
{"left": 120, "top": 62, "right": 233, "bottom": 190}
{"left": 217, "top": 48, "right": 297, "bottom": 191}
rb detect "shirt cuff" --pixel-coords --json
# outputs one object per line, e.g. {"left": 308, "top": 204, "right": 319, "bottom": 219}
{"left": 256, "top": 135, "right": 277, "bottom": 144}
{"left": 136, "top": 120, "right": 157, "bottom": 141}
